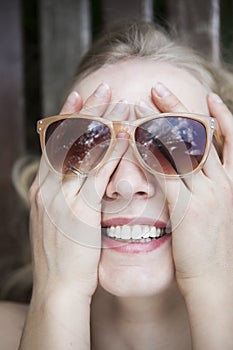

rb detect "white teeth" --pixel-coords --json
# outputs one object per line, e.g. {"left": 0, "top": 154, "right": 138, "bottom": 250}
{"left": 132, "top": 225, "right": 143, "bottom": 239}
{"left": 104, "top": 225, "right": 167, "bottom": 241}
{"left": 150, "top": 226, "right": 156, "bottom": 238}
{"left": 156, "top": 228, "right": 161, "bottom": 238}
{"left": 142, "top": 225, "right": 150, "bottom": 238}
{"left": 108, "top": 226, "right": 115, "bottom": 238}
{"left": 121, "top": 225, "right": 131, "bottom": 239}
{"left": 115, "top": 226, "right": 121, "bottom": 239}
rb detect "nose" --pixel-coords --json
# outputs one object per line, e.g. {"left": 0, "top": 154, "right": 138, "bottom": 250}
{"left": 105, "top": 148, "right": 156, "bottom": 200}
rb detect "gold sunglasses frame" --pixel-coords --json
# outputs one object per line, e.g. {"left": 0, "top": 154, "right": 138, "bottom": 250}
{"left": 37, "top": 112, "right": 220, "bottom": 178}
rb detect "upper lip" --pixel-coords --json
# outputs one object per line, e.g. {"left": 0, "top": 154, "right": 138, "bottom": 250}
{"left": 101, "top": 217, "right": 168, "bottom": 227}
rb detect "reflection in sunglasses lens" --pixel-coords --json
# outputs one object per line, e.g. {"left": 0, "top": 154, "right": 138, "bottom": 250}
{"left": 135, "top": 117, "right": 207, "bottom": 175}
{"left": 45, "top": 118, "right": 111, "bottom": 174}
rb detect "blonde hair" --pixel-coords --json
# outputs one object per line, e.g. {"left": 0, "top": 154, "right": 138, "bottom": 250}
{"left": 74, "top": 21, "right": 233, "bottom": 112}
{"left": 3, "top": 20, "right": 233, "bottom": 302}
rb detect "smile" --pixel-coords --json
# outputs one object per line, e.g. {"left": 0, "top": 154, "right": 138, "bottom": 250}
{"left": 101, "top": 225, "right": 170, "bottom": 242}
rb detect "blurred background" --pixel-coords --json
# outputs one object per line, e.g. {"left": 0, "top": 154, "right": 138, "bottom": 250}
{"left": 0, "top": 0, "right": 232, "bottom": 301}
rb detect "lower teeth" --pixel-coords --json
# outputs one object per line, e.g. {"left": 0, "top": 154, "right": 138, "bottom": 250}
{"left": 111, "top": 237, "right": 153, "bottom": 243}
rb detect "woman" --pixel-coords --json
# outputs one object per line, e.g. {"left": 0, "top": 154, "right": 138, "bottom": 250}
{"left": 1, "top": 21, "right": 233, "bottom": 350}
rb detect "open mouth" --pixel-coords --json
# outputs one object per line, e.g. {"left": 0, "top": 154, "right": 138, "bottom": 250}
{"left": 101, "top": 225, "right": 171, "bottom": 243}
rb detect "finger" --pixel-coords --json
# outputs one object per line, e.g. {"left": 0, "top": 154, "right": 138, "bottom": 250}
{"left": 151, "top": 82, "right": 189, "bottom": 113}
{"left": 201, "top": 144, "right": 224, "bottom": 180}
{"left": 155, "top": 174, "right": 191, "bottom": 232}
{"left": 38, "top": 166, "right": 63, "bottom": 213}
{"left": 134, "top": 99, "right": 156, "bottom": 119}
{"left": 79, "top": 100, "right": 130, "bottom": 201}
{"left": 61, "top": 172, "right": 88, "bottom": 202}
{"left": 208, "top": 93, "right": 233, "bottom": 173}
{"left": 36, "top": 153, "right": 65, "bottom": 195}
{"left": 29, "top": 159, "right": 51, "bottom": 209}
{"left": 104, "top": 99, "right": 129, "bottom": 121}
{"left": 151, "top": 82, "right": 190, "bottom": 191}
{"left": 134, "top": 99, "right": 202, "bottom": 191}
{"left": 62, "top": 101, "right": 130, "bottom": 198}
{"left": 60, "top": 91, "right": 83, "bottom": 114}
{"left": 63, "top": 135, "right": 129, "bottom": 204}
{"left": 29, "top": 153, "right": 52, "bottom": 194}
{"left": 62, "top": 134, "right": 129, "bottom": 233}
{"left": 42, "top": 171, "right": 101, "bottom": 248}
{"left": 34, "top": 91, "right": 82, "bottom": 210}
{"left": 81, "top": 83, "right": 111, "bottom": 116}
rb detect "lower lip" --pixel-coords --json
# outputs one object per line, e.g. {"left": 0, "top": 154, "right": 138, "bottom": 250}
{"left": 102, "top": 233, "right": 171, "bottom": 254}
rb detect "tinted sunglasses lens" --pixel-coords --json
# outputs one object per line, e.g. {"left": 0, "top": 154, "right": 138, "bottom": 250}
{"left": 45, "top": 118, "right": 111, "bottom": 174}
{"left": 135, "top": 117, "right": 207, "bottom": 175}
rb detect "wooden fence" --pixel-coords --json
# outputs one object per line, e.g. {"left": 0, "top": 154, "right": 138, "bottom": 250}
{"left": 0, "top": 0, "right": 232, "bottom": 299}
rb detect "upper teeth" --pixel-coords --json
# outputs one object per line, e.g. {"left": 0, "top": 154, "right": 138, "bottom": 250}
{"left": 103, "top": 225, "right": 167, "bottom": 241}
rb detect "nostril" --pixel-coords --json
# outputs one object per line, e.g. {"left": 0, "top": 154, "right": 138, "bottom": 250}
{"left": 106, "top": 179, "right": 134, "bottom": 200}
{"left": 111, "top": 192, "right": 119, "bottom": 199}
{"left": 137, "top": 191, "right": 147, "bottom": 196}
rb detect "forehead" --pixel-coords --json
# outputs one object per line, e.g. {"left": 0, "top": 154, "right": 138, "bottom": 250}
{"left": 75, "top": 59, "right": 210, "bottom": 115}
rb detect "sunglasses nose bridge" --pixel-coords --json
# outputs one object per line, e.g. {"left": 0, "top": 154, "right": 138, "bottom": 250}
{"left": 112, "top": 121, "right": 132, "bottom": 138}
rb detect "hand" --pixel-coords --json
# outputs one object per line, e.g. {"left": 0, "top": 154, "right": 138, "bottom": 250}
{"left": 137, "top": 83, "right": 233, "bottom": 297}
{"left": 29, "top": 84, "right": 130, "bottom": 302}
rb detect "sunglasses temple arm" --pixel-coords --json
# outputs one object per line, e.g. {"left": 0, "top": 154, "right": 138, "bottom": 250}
{"left": 213, "top": 129, "right": 224, "bottom": 161}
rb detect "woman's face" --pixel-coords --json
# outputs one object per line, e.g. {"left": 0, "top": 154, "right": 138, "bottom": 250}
{"left": 75, "top": 59, "right": 210, "bottom": 297}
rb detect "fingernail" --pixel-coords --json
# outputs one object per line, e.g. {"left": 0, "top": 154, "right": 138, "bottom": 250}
{"left": 94, "top": 83, "right": 110, "bottom": 98}
{"left": 137, "top": 100, "right": 153, "bottom": 113}
{"left": 209, "top": 93, "right": 223, "bottom": 104}
{"left": 153, "top": 82, "right": 170, "bottom": 98}
{"left": 114, "top": 100, "right": 128, "bottom": 112}
{"left": 66, "top": 91, "right": 80, "bottom": 106}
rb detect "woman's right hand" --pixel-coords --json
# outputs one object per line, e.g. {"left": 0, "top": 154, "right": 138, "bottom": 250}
{"left": 29, "top": 83, "right": 130, "bottom": 303}
{"left": 19, "top": 84, "right": 129, "bottom": 349}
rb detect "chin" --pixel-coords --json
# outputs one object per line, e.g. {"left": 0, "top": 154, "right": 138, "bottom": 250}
{"left": 98, "top": 245, "right": 175, "bottom": 298}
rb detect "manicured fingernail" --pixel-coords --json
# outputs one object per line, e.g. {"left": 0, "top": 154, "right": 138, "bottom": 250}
{"left": 137, "top": 100, "right": 153, "bottom": 113}
{"left": 153, "top": 82, "right": 170, "bottom": 98}
{"left": 94, "top": 83, "right": 110, "bottom": 98}
{"left": 66, "top": 91, "right": 80, "bottom": 106}
{"left": 114, "top": 100, "right": 128, "bottom": 112}
{"left": 210, "top": 93, "right": 223, "bottom": 104}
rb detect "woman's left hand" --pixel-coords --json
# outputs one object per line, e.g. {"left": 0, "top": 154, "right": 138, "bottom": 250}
{"left": 147, "top": 83, "right": 233, "bottom": 298}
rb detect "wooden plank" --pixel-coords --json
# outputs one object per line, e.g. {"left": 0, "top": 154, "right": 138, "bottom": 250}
{"left": 22, "top": 0, "right": 42, "bottom": 154}
{"left": 0, "top": 1, "right": 27, "bottom": 267}
{"left": 166, "top": 0, "right": 220, "bottom": 63}
{"left": 101, "top": 0, "right": 154, "bottom": 28}
{"left": 220, "top": 0, "right": 233, "bottom": 62}
{"left": 39, "top": 0, "right": 92, "bottom": 117}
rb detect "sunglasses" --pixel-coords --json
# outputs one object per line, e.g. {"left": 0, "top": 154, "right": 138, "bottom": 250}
{"left": 37, "top": 112, "right": 221, "bottom": 178}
